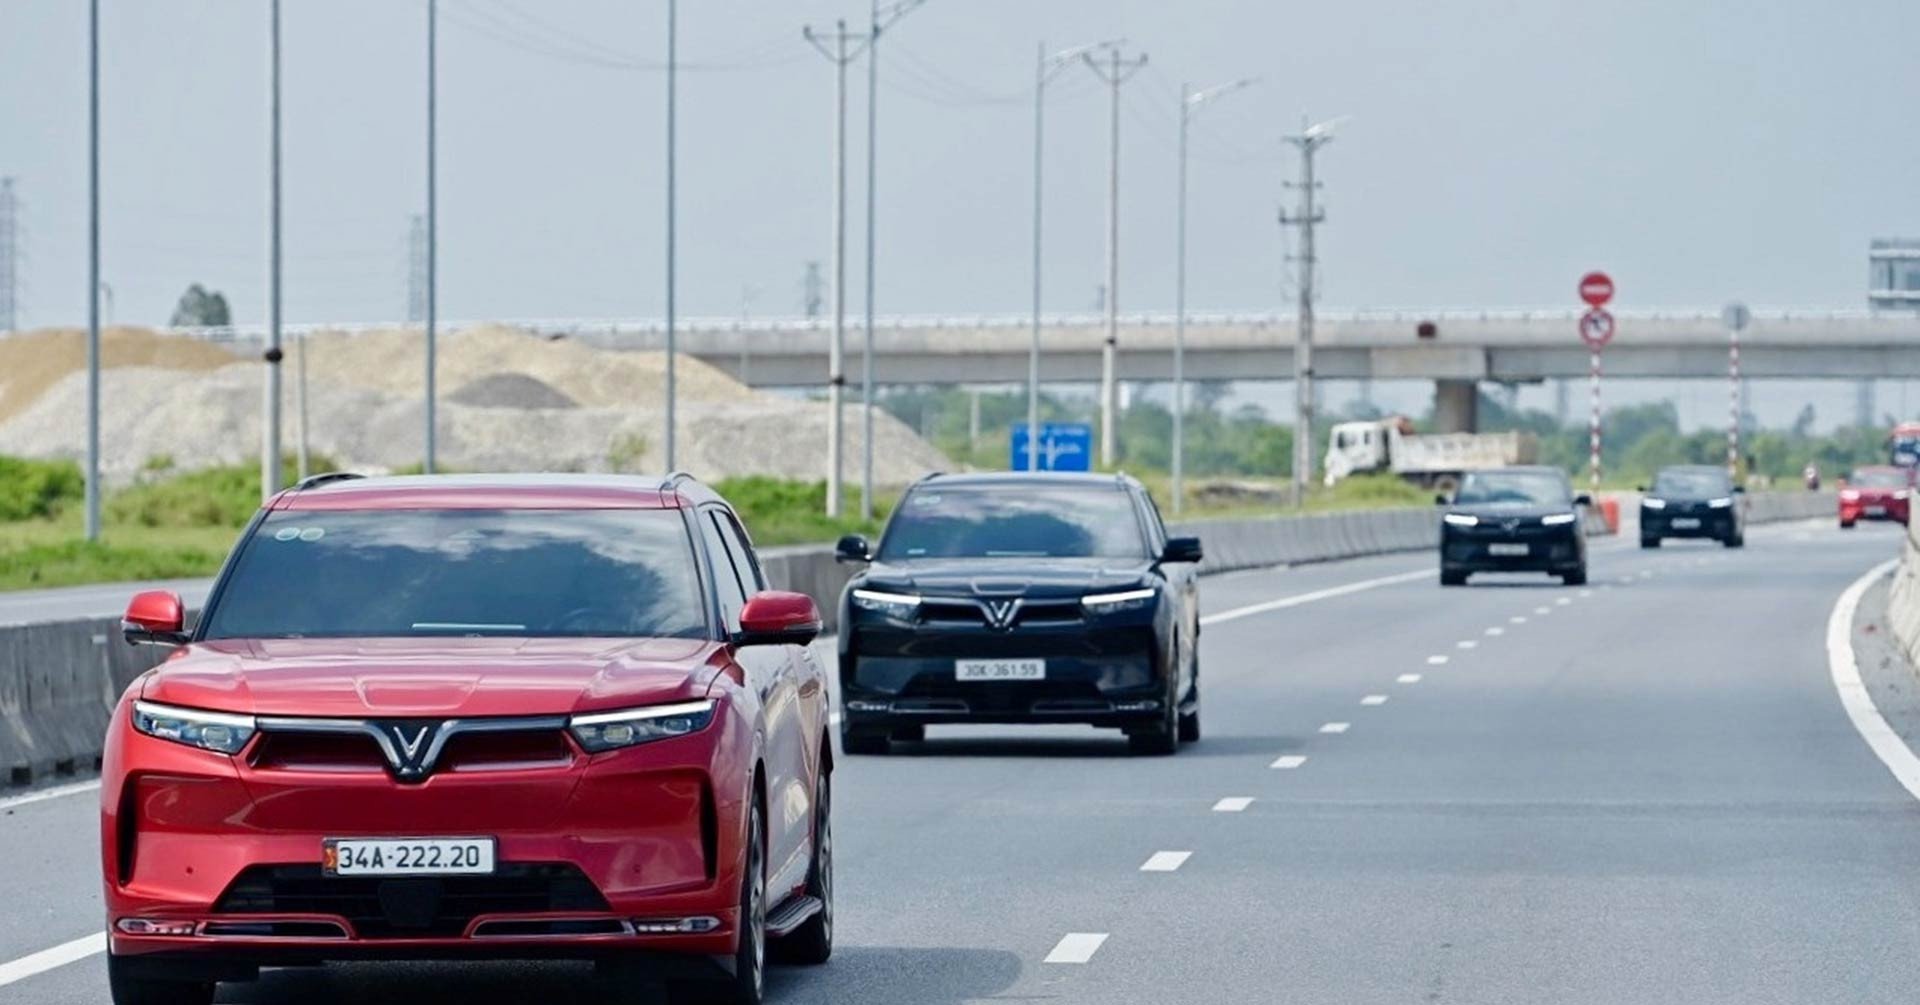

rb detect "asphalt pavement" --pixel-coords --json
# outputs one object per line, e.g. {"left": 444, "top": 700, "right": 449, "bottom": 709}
{"left": 4, "top": 520, "right": 1917, "bottom": 1003}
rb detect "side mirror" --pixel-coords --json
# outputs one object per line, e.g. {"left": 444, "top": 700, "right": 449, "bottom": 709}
{"left": 1433, "top": 494, "right": 1449, "bottom": 507}
{"left": 735, "top": 591, "right": 822, "bottom": 647}
{"left": 123, "top": 590, "right": 188, "bottom": 647}
{"left": 1160, "top": 537, "right": 1203, "bottom": 564}
{"left": 834, "top": 534, "right": 871, "bottom": 564}
{"left": 1574, "top": 493, "right": 1594, "bottom": 507}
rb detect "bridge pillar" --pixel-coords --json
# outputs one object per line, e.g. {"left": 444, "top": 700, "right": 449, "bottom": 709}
{"left": 1433, "top": 379, "right": 1479, "bottom": 433}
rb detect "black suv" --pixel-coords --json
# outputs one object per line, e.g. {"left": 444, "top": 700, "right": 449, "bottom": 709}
{"left": 1439, "top": 466, "right": 1591, "bottom": 586}
{"left": 835, "top": 473, "right": 1202, "bottom": 755}
{"left": 1639, "top": 465, "right": 1745, "bottom": 548}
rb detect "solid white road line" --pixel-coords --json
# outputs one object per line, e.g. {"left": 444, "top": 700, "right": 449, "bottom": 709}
{"left": 1269, "top": 755, "right": 1308, "bottom": 769}
{"left": 1045, "top": 933, "right": 1110, "bottom": 964}
{"left": 1397, "top": 673, "right": 1422, "bottom": 684}
{"left": 1200, "top": 569, "right": 1429, "bottom": 627}
{"left": 0, "top": 934, "right": 105, "bottom": 990}
{"left": 1426, "top": 655, "right": 1449, "bottom": 665}
{"left": 1360, "top": 695, "right": 1389, "bottom": 706}
{"left": 1826, "top": 559, "right": 1920, "bottom": 801}
{"left": 1319, "top": 722, "right": 1351, "bottom": 734}
{"left": 1213, "top": 797, "right": 1254, "bottom": 812}
{"left": 1140, "top": 851, "right": 1192, "bottom": 872}
{"left": 0, "top": 778, "right": 99, "bottom": 811}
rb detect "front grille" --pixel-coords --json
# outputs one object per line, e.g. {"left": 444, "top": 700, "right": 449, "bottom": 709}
{"left": 215, "top": 863, "right": 609, "bottom": 939}
{"left": 249, "top": 724, "right": 573, "bottom": 777}
{"left": 918, "top": 598, "right": 1084, "bottom": 629}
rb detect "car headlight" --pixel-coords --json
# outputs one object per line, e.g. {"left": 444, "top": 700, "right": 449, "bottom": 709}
{"left": 569, "top": 700, "right": 716, "bottom": 753}
{"left": 1641, "top": 498, "right": 1667, "bottom": 510}
{"left": 1081, "top": 587, "right": 1157, "bottom": 614}
{"left": 132, "top": 700, "right": 256, "bottom": 755}
{"left": 850, "top": 588, "right": 920, "bottom": 620}
{"left": 1541, "top": 512, "right": 1579, "bottom": 526}
{"left": 1707, "top": 497, "right": 1734, "bottom": 508}
{"left": 1841, "top": 490, "right": 1861, "bottom": 502}
{"left": 1442, "top": 513, "right": 1479, "bottom": 527}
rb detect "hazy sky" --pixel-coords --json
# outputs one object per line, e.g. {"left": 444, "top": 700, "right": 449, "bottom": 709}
{"left": 3, "top": 0, "right": 1917, "bottom": 330}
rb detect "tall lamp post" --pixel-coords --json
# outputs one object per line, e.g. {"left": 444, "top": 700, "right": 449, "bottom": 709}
{"left": 803, "top": 21, "right": 871, "bottom": 517}
{"left": 1082, "top": 45, "right": 1149, "bottom": 469}
{"left": 1279, "top": 117, "right": 1345, "bottom": 508}
{"left": 1173, "top": 77, "right": 1258, "bottom": 515}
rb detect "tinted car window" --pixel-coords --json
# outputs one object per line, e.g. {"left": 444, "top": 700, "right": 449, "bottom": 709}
{"left": 201, "top": 509, "right": 707, "bottom": 640}
{"left": 1652, "top": 469, "right": 1732, "bottom": 497}
{"left": 878, "top": 485, "right": 1147, "bottom": 560}
{"left": 1454, "top": 472, "right": 1573, "bottom": 508}
{"left": 699, "top": 510, "right": 750, "bottom": 631}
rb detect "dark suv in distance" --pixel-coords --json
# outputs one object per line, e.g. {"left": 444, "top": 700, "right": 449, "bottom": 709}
{"left": 835, "top": 473, "right": 1202, "bottom": 756}
{"left": 1640, "top": 465, "right": 1745, "bottom": 548}
{"left": 1439, "top": 466, "right": 1590, "bottom": 586}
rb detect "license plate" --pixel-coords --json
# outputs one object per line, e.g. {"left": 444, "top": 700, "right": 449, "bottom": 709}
{"left": 1671, "top": 517, "right": 1701, "bottom": 529}
{"left": 1488, "top": 543, "right": 1530, "bottom": 557}
{"left": 1867, "top": 506, "right": 1887, "bottom": 517}
{"left": 956, "top": 658, "right": 1046, "bottom": 682}
{"left": 323, "top": 837, "right": 496, "bottom": 877}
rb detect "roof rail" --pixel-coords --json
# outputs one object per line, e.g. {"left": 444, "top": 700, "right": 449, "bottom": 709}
{"left": 658, "top": 471, "right": 697, "bottom": 492}
{"left": 292, "top": 471, "right": 366, "bottom": 492}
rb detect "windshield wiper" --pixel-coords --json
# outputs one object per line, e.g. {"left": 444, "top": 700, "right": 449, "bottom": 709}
{"left": 410, "top": 621, "right": 527, "bottom": 632}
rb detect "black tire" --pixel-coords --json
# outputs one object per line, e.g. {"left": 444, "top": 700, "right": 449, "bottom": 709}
{"left": 108, "top": 955, "right": 215, "bottom": 1005}
{"left": 1130, "top": 687, "right": 1179, "bottom": 756}
{"left": 1724, "top": 532, "right": 1745, "bottom": 549}
{"left": 840, "top": 727, "right": 889, "bottom": 756}
{"left": 1440, "top": 570, "right": 1468, "bottom": 587}
{"left": 771, "top": 771, "right": 832, "bottom": 966}
{"left": 1561, "top": 566, "right": 1588, "bottom": 586}
{"left": 1640, "top": 536, "right": 1660, "bottom": 549}
{"left": 1840, "top": 519, "right": 1856, "bottom": 530}
{"left": 678, "top": 798, "right": 767, "bottom": 1005}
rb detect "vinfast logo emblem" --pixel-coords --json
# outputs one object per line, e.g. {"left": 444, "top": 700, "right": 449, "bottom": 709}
{"left": 374, "top": 721, "right": 443, "bottom": 778}
{"left": 1501, "top": 518, "right": 1522, "bottom": 533}
{"left": 982, "top": 599, "right": 1020, "bottom": 631}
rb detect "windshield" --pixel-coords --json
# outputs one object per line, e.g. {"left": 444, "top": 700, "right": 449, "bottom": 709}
{"left": 1651, "top": 469, "right": 1732, "bottom": 498}
{"left": 1453, "top": 471, "right": 1572, "bottom": 508}
{"left": 1852, "top": 469, "right": 1911, "bottom": 489}
{"left": 877, "top": 485, "right": 1146, "bottom": 560}
{"left": 200, "top": 509, "right": 707, "bottom": 640}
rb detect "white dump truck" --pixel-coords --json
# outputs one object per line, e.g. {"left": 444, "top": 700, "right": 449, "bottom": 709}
{"left": 1323, "top": 417, "right": 1537, "bottom": 492}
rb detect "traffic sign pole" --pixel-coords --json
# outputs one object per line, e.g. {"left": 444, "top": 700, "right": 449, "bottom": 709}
{"left": 1722, "top": 302, "right": 1750, "bottom": 480}
{"left": 1577, "top": 272, "right": 1615, "bottom": 489}
{"left": 1589, "top": 346, "right": 1602, "bottom": 489}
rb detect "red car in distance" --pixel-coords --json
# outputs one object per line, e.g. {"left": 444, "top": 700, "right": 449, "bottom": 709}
{"left": 1839, "top": 466, "right": 1914, "bottom": 528}
{"left": 102, "top": 473, "right": 832, "bottom": 1005}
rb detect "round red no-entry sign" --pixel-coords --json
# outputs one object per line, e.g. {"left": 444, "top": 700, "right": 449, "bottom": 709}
{"left": 1579, "top": 271, "right": 1614, "bottom": 307}
{"left": 1579, "top": 307, "right": 1616, "bottom": 349}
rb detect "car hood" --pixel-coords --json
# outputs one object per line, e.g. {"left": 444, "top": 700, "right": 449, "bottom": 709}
{"left": 139, "top": 636, "right": 725, "bottom": 718}
{"left": 1446, "top": 504, "right": 1572, "bottom": 521}
{"left": 861, "top": 556, "right": 1153, "bottom": 599}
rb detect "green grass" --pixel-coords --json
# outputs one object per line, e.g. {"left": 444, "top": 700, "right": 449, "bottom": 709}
{"left": 716, "top": 477, "right": 893, "bottom": 547}
{"left": 0, "top": 514, "right": 239, "bottom": 591}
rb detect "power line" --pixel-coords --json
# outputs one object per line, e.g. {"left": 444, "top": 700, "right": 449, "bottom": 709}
{"left": 431, "top": 0, "right": 799, "bottom": 73}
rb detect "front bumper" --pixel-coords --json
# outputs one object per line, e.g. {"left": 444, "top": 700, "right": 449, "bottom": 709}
{"left": 100, "top": 707, "right": 748, "bottom": 967}
{"left": 1841, "top": 499, "right": 1909, "bottom": 523}
{"left": 1642, "top": 507, "right": 1738, "bottom": 539}
{"left": 1440, "top": 527, "right": 1584, "bottom": 574}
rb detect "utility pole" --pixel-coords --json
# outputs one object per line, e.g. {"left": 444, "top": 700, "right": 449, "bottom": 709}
{"left": 859, "top": 0, "right": 931, "bottom": 521}
{"left": 1082, "top": 46, "right": 1148, "bottom": 469}
{"left": 664, "top": 0, "right": 678, "bottom": 471}
{"left": 424, "top": 0, "right": 439, "bottom": 474}
{"left": 1279, "top": 118, "right": 1342, "bottom": 508}
{"left": 262, "top": 0, "right": 284, "bottom": 502}
{"left": 0, "top": 178, "right": 17, "bottom": 333}
{"left": 1175, "top": 77, "right": 1258, "bottom": 515}
{"left": 803, "top": 20, "right": 871, "bottom": 518}
{"left": 85, "top": 0, "right": 102, "bottom": 541}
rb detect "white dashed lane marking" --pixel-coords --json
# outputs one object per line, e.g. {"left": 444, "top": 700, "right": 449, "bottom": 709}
{"left": 1509, "top": 615, "right": 1527, "bottom": 624}
{"left": 1045, "top": 933, "right": 1110, "bottom": 964}
{"left": 1457, "top": 640, "right": 1479, "bottom": 650}
{"left": 1397, "top": 673, "right": 1422, "bottom": 684}
{"left": 1213, "top": 797, "right": 1254, "bottom": 812}
{"left": 1484, "top": 626, "right": 1505, "bottom": 637}
{"left": 1270, "top": 755, "right": 1309, "bottom": 769}
{"left": 1534, "top": 606, "right": 1552, "bottom": 615}
{"left": 1427, "top": 654, "right": 1450, "bottom": 665}
{"left": 1140, "top": 851, "right": 1192, "bottom": 872}
{"left": 1558, "top": 596, "right": 1575, "bottom": 605}
{"left": 1360, "top": 695, "right": 1389, "bottom": 706}
{"left": 0, "top": 934, "right": 105, "bottom": 990}
{"left": 1319, "top": 722, "right": 1351, "bottom": 734}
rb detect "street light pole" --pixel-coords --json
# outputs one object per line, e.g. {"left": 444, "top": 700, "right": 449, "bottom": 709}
{"left": 804, "top": 21, "right": 870, "bottom": 518}
{"left": 263, "top": 0, "right": 283, "bottom": 500}
{"left": 1174, "top": 77, "right": 1258, "bottom": 516}
{"left": 1280, "top": 118, "right": 1342, "bottom": 508}
{"left": 86, "top": 0, "right": 101, "bottom": 541}
{"left": 664, "top": 0, "right": 677, "bottom": 471}
{"left": 424, "top": 0, "right": 439, "bottom": 474}
{"left": 1082, "top": 46, "right": 1148, "bottom": 469}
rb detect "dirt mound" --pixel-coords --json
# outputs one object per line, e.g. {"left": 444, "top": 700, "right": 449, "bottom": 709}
{"left": 0, "top": 327, "right": 239, "bottom": 422}
{"left": 448, "top": 372, "right": 578, "bottom": 410}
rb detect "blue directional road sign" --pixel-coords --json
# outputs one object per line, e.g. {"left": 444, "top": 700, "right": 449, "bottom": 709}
{"left": 1010, "top": 422, "right": 1093, "bottom": 472}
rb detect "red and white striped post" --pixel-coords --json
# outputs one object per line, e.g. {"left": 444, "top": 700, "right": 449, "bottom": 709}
{"left": 1589, "top": 348, "right": 1603, "bottom": 488}
{"left": 1577, "top": 273, "right": 1616, "bottom": 490}
{"left": 1722, "top": 303, "right": 1750, "bottom": 480}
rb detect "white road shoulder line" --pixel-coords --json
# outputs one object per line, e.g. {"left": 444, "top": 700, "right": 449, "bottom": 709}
{"left": 1269, "top": 755, "right": 1308, "bottom": 769}
{"left": 0, "top": 778, "right": 99, "bottom": 811}
{"left": 1200, "top": 569, "right": 1428, "bottom": 627}
{"left": 1212, "top": 797, "right": 1254, "bottom": 812}
{"left": 0, "top": 933, "right": 105, "bottom": 990}
{"left": 1140, "top": 851, "right": 1192, "bottom": 872}
{"left": 1826, "top": 559, "right": 1920, "bottom": 801}
{"left": 1045, "top": 933, "right": 1109, "bottom": 964}
{"left": 1319, "top": 722, "right": 1350, "bottom": 734}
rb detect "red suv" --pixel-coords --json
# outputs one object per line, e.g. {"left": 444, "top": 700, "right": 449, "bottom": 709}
{"left": 102, "top": 474, "right": 832, "bottom": 1005}
{"left": 1839, "top": 466, "right": 1913, "bottom": 528}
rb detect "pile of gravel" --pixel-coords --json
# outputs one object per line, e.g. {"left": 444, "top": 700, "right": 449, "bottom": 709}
{"left": 447, "top": 373, "right": 578, "bottom": 410}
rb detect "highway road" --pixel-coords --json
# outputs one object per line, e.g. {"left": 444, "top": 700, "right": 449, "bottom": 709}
{"left": 4, "top": 520, "right": 1917, "bottom": 1003}
{"left": 0, "top": 578, "right": 211, "bottom": 626}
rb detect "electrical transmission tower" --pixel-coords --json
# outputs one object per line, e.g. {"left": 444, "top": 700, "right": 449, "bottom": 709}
{"left": 0, "top": 177, "right": 17, "bottom": 333}
{"left": 407, "top": 213, "right": 428, "bottom": 323}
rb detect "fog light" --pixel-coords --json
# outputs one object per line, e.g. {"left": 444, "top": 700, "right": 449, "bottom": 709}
{"left": 1115, "top": 700, "right": 1161, "bottom": 713}
{"left": 631, "top": 916, "right": 721, "bottom": 934}
{"left": 845, "top": 701, "right": 888, "bottom": 713}
{"left": 117, "top": 918, "right": 197, "bottom": 937}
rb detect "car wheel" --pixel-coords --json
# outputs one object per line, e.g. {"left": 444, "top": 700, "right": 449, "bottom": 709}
{"left": 771, "top": 770, "right": 832, "bottom": 965}
{"left": 840, "top": 726, "right": 889, "bottom": 756}
{"left": 1440, "top": 570, "right": 1468, "bottom": 587}
{"left": 1725, "top": 533, "right": 1744, "bottom": 549}
{"left": 683, "top": 798, "right": 767, "bottom": 1005}
{"left": 1177, "top": 681, "right": 1201, "bottom": 745}
{"left": 1130, "top": 684, "right": 1179, "bottom": 756}
{"left": 108, "top": 954, "right": 214, "bottom": 1005}
{"left": 1840, "top": 519, "right": 1857, "bottom": 530}
{"left": 1561, "top": 566, "right": 1588, "bottom": 586}
{"left": 1640, "top": 536, "right": 1660, "bottom": 549}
